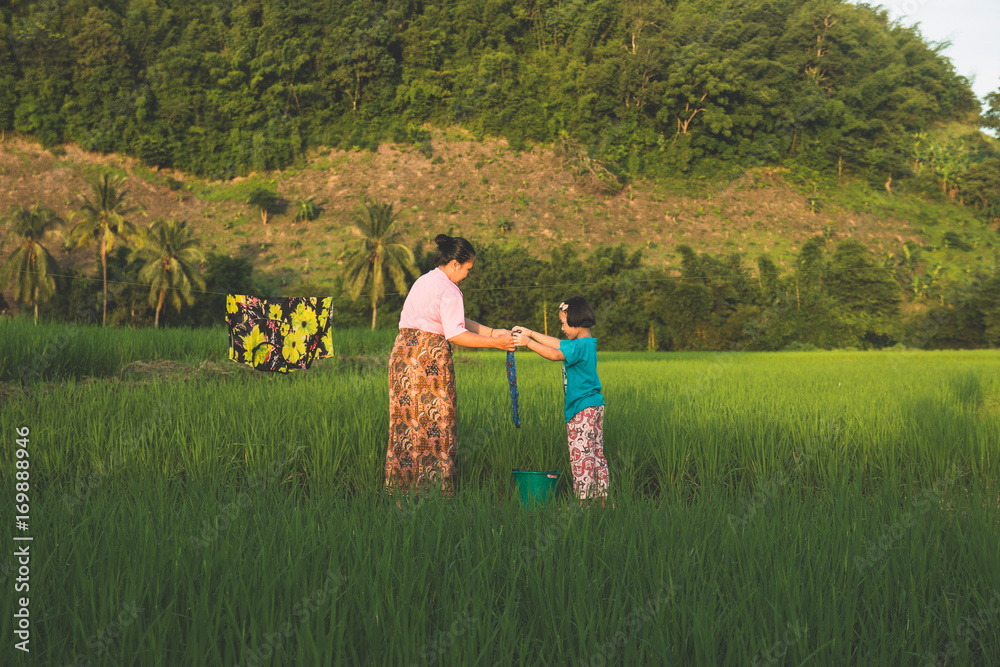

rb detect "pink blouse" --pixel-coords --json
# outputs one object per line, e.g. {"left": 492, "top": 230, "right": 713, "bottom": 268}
{"left": 398, "top": 267, "right": 468, "bottom": 340}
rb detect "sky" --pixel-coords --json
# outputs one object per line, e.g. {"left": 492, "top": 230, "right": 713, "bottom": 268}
{"left": 853, "top": 0, "right": 1000, "bottom": 103}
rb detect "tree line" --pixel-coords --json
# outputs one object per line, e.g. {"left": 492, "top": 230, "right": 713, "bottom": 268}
{"left": 1, "top": 0, "right": 998, "bottom": 216}
{"left": 458, "top": 237, "right": 1000, "bottom": 351}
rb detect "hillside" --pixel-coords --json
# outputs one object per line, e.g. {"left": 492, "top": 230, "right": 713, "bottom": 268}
{"left": 2, "top": 129, "right": 995, "bottom": 300}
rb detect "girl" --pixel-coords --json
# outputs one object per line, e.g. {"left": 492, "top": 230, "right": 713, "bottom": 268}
{"left": 513, "top": 296, "right": 609, "bottom": 505}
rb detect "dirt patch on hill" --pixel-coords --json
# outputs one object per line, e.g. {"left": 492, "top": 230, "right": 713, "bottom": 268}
{"left": 0, "top": 129, "right": 928, "bottom": 310}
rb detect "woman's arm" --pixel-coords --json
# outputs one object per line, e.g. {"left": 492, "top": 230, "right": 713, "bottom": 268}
{"left": 523, "top": 337, "right": 565, "bottom": 361}
{"left": 449, "top": 330, "right": 516, "bottom": 350}
{"left": 464, "top": 319, "right": 509, "bottom": 338}
{"left": 464, "top": 318, "right": 487, "bottom": 336}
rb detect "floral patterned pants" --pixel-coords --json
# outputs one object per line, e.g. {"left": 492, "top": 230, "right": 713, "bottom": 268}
{"left": 566, "top": 405, "right": 609, "bottom": 500}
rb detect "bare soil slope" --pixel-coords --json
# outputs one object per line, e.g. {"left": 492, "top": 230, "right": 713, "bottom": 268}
{"left": 0, "top": 128, "right": 928, "bottom": 301}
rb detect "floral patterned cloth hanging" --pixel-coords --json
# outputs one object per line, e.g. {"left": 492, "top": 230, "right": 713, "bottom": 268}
{"left": 226, "top": 294, "right": 335, "bottom": 373}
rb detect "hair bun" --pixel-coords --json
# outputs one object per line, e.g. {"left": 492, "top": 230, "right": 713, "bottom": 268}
{"left": 431, "top": 234, "right": 475, "bottom": 267}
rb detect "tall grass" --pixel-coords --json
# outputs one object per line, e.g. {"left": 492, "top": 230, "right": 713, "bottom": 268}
{"left": 0, "top": 317, "right": 398, "bottom": 382}
{"left": 2, "top": 322, "right": 998, "bottom": 493}
{"left": 3, "top": 481, "right": 998, "bottom": 665}
{"left": 1, "top": 320, "right": 998, "bottom": 664}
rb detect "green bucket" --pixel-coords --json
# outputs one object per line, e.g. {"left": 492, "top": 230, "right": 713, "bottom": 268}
{"left": 511, "top": 469, "right": 561, "bottom": 509}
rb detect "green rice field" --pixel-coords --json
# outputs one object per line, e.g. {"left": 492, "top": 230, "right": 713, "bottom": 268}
{"left": 1, "top": 318, "right": 999, "bottom": 666}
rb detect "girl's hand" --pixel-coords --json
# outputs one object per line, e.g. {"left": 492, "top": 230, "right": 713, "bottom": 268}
{"left": 512, "top": 330, "right": 527, "bottom": 346}
{"left": 512, "top": 325, "right": 531, "bottom": 338}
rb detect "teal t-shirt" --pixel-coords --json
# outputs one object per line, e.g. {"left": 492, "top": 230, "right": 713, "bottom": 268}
{"left": 559, "top": 337, "right": 605, "bottom": 423}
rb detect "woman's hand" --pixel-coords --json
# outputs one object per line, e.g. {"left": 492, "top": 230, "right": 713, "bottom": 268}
{"left": 493, "top": 332, "right": 516, "bottom": 351}
{"left": 492, "top": 328, "right": 511, "bottom": 338}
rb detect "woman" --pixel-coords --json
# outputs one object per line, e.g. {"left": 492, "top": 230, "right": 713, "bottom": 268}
{"left": 385, "top": 234, "right": 516, "bottom": 496}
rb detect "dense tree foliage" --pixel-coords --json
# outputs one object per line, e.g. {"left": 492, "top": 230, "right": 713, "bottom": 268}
{"left": 0, "top": 0, "right": 985, "bottom": 186}
{"left": 982, "top": 89, "right": 1000, "bottom": 133}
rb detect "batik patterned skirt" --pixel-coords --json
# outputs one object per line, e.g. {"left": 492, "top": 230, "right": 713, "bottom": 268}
{"left": 385, "top": 328, "right": 457, "bottom": 496}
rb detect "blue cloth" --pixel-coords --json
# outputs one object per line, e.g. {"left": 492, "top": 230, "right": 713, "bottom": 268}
{"left": 559, "top": 338, "right": 604, "bottom": 423}
{"left": 506, "top": 350, "right": 520, "bottom": 428}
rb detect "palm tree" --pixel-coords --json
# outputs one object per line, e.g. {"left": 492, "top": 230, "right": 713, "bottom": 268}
{"left": 342, "top": 200, "right": 419, "bottom": 329}
{"left": 0, "top": 204, "right": 63, "bottom": 324}
{"left": 130, "top": 220, "right": 206, "bottom": 328}
{"left": 69, "top": 173, "right": 139, "bottom": 325}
